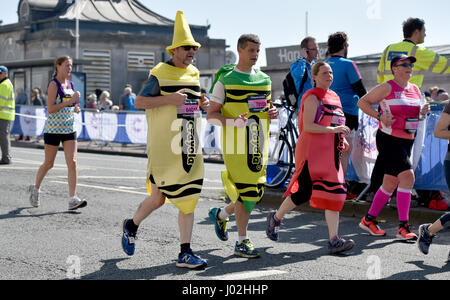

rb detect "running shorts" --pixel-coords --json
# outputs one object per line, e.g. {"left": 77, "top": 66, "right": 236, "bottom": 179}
{"left": 376, "top": 130, "right": 414, "bottom": 177}
{"left": 44, "top": 132, "right": 77, "bottom": 146}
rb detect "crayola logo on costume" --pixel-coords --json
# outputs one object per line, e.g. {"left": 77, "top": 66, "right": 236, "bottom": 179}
{"left": 183, "top": 119, "right": 196, "bottom": 166}
{"left": 247, "top": 116, "right": 264, "bottom": 172}
{"left": 248, "top": 120, "right": 262, "bottom": 169}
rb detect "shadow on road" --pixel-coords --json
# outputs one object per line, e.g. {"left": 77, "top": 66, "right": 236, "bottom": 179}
{"left": 0, "top": 207, "right": 81, "bottom": 220}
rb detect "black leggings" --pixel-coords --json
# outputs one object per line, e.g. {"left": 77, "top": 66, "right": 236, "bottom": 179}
{"left": 440, "top": 213, "right": 450, "bottom": 226}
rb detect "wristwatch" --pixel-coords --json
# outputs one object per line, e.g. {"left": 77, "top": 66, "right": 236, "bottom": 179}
{"left": 377, "top": 112, "right": 382, "bottom": 120}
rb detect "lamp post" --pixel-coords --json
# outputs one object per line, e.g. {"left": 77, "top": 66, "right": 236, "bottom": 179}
{"left": 74, "top": 0, "right": 87, "bottom": 70}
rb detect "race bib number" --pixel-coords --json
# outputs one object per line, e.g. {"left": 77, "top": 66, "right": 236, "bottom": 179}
{"left": 63, "top": 90, "right": 75, "bottom": 107}
{"left": 404, "top": 117, "right": 419, "bottom": 133}
{"left": 248, "top": 95, "right": 268, "bottom": 113}
{"left": 177, "top": 99, "right": 201, "bottom": 119}
{"left": 331, "top": 113, "right": 346, "bottom": 126}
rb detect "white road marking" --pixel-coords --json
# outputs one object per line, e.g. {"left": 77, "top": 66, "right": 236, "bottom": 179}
{"left": 50, "top": 180, "right": 148, "bottom": 196}
{"left": 49, "top": 181, "right": 222, "bottom": 194}
{"left": 211, "top": 270, "right": 287, "bottom": 280}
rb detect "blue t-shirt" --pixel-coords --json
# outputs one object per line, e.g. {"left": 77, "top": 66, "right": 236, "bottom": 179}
{"left": 326, "top": 56, "right": 362, "bottom": 116}
{"left": 290, "top": 57, "right": 314, "bottom": 109}
{"left": 120, "top": 94, "right": 137, "bottom": 111}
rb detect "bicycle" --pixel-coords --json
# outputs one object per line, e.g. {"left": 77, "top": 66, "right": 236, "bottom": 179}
{"left": 266, "top": 97, "right": 299, "bottom": 188}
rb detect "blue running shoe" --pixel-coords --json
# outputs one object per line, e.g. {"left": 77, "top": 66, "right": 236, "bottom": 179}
{"left": 417, "top": 223, "right": 435, "bottom": 255}
{"left": 208, "top": 207, "right": 229, "bottom": 241}
{"left": 122, "top": 219, "right": 137, "bottom": 256}
{"left": 234, "top": 239, "right": 260, "bottom": 258}
{"left": 176, "top": 250, "right": 207, "bottom": 269}
{"left": 328, "top": 236, "right": 355, "bottom": 255}
{"left": 266, "top": 211, "right": 281, "bottom": 241}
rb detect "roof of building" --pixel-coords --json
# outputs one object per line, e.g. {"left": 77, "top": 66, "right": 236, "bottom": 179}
{"left": 59, "top": 0, "right": 174, "bottom": 26}
{"left": 17, "top": 0, "right": 185, "bottom": 27}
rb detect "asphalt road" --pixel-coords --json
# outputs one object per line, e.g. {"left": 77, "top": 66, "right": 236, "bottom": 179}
{"left": 0, "top": 146, "right": 449, "bottom": 281}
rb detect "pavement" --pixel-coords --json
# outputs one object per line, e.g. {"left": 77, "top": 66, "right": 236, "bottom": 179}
{"left": 11, "top": 137, "right": 449, "bottom": 225}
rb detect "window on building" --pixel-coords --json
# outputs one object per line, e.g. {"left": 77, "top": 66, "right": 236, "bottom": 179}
{"left": 127, "top": 52, "right": 155, "bottom": 72}
{"left": 83, "top": 49, "right": 111, "bottom": 95}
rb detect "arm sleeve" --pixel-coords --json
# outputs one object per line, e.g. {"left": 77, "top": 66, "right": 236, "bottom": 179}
{"left": 139, "top": 75, "right": 160, "bottom": 97}
{"left": 351, "top": 79, "right": 367, "bottom": 98}
{"left": 377, "top": 46, "right": 389, "bottom": 84}
{"left": 416, "top": 47, "right": 450, "bottom": 74}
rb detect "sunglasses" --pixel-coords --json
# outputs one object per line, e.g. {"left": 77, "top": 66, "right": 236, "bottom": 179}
{"left": 181, "top": 45, "right": 199, "bottom": 51}
{"left": 395, "top": 63, "right": 414, "bottom": 68}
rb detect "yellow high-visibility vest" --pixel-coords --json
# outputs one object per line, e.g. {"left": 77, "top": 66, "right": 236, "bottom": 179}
{"left": 378, "top": 40, "right": 450, "bottom": 87}
{"left": 0, "top": 78, "right": 15, "bottom": 121}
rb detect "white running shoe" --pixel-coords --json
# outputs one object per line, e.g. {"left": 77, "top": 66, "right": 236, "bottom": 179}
{"left": 28, "top": 185, "right": 40, "bottom": 208}
{"left": 68, "top": 196, "right": 87, "bottom": 211}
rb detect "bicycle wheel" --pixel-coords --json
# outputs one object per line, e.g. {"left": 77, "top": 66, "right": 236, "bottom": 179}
{"left": 266, "top": 135, "right": 294, "bottom": 189}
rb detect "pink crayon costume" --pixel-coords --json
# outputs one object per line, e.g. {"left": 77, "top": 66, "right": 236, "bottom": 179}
{"left": 283, "top": 87, "right": 347, "bottom": 212}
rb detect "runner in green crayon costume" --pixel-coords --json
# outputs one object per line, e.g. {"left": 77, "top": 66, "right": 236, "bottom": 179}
{"left": 217, "top": 65, "right": 272, "bottom": 212}
{"left": 207, "top": 34, "right": 279, "bottom": 258}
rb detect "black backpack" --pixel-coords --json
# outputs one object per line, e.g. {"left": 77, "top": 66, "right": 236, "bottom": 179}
{"left": 282, "top": 66, "right": 308, "bottom": 108}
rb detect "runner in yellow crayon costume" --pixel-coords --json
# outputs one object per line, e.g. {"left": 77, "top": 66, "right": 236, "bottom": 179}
{"left": 145, "top": 61, "right": 203, "bottom": 215}
{"left": 121, "top": 11, "right": 209, "bottom": 270}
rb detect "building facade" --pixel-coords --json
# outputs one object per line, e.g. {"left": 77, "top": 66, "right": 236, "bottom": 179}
{"left": 0, "top": 0, "right": 226, "bottom": 106}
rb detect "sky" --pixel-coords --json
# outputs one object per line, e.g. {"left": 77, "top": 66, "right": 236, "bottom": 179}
{"left": 2, "top": 0, "right": 450, "bottom": 67}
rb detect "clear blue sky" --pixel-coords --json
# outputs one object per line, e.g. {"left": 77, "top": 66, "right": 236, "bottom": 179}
{"left": 2, "top": 0, "right": 450, "bottom": 67}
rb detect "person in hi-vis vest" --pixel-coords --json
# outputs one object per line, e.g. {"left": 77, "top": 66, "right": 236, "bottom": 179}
{"left": 378, "top": 18, "right": 450, "bottom": 87}
{"left": 121, "top": 11, "right": 209, "bottom": 270}
{"left": 0, "top": 66, "right": 15, "bottom": 165}
{"left": 207, "top": 34, "right": 279, "bottom": 258}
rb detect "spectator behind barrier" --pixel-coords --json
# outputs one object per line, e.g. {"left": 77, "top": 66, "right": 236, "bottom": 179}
{"left": 98, "top": 91, "right": 113, "bottom": 111}
{"left": 86, "top": 93, "right": 98, "bottom": 110}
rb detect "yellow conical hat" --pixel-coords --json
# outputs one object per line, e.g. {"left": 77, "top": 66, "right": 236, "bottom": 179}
{"left": 166, "top": 10, "right": 201, "bottom": 56}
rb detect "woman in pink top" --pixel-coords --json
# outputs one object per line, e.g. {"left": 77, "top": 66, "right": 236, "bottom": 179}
{"left": 357, "top": 54, "right": 430, "bottom": 240}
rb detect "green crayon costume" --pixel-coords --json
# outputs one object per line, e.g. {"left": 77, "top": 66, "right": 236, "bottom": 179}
{"left": 212, "top": 64, "right": 272, "bottom": 213}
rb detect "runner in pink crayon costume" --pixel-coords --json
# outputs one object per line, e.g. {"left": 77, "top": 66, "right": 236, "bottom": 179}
{"left": 267, "top": 62, "right": 355, "bottom": 254}
{"left": 357, "top": 54, "right": 430, "bottom": 240}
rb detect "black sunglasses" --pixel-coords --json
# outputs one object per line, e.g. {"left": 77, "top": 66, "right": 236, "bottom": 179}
{"left": 395, "top": 63, "right": 414, "bottom": 68}
{"left": 181, "top": 45, "right": 199, "bottom": 51}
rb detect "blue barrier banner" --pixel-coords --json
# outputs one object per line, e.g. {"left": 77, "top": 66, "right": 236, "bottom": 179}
{"left": 414, "top": 105, "right": 448, "bottom": 190}
{"left": 11, "top": 106, "right": 218, "bottom": 149}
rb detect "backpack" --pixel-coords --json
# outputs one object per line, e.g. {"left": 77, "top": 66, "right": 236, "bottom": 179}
{"left": 282, "top": 63, "right": 308, "bottom": 108}
{"left": 282, "top": 71, "right": 298, "bottom": 108}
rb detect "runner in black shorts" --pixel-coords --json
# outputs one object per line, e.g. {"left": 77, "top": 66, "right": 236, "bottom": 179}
{"left": 28, "top": 56, "right": 87, "bottom": 211}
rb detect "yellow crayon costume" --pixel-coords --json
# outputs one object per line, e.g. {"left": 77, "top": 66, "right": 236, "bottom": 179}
{"left": 213, "top": 65, "right": 272, "bottom": 213}
{"left": 145, "top": 11, "right": 204, "bottom": 215}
